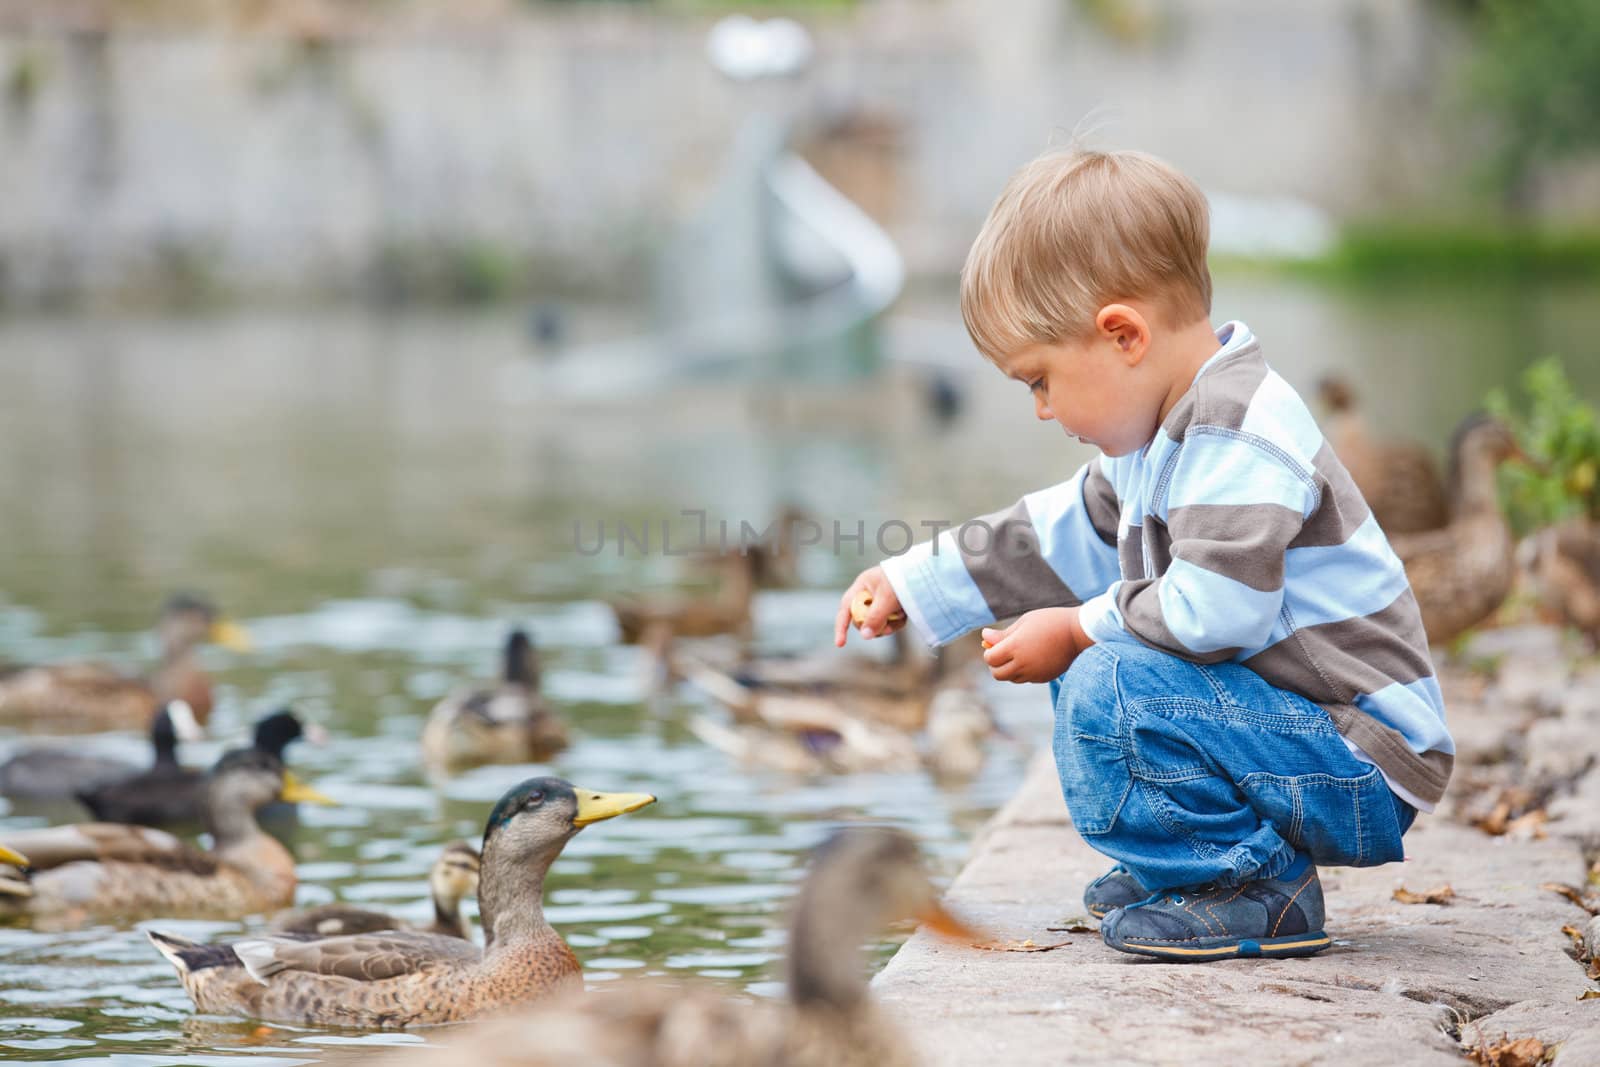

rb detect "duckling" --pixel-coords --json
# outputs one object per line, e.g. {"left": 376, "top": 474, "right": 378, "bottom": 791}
{"left": 359, "top": 827, "right": 978, "bottom": 1067}
{"left": 0, "top": 700, "right": 203, "bottom": 803}
{"left": 421, "top": 631, "right": 568, "bottom": 772}
{"left": 609, "top": 550, "right": 756, "bottom": 646}
{"left": 1318, "top": 377, "right": 1450, "bottom": 536}
{"left": 0, "top": 748, "right": 331, "bottom": 922}
{"left": 148, "top": 777, "right": 655, "bottom": 1028}
{"left": 1519, "top": 516, "right": 1600, "bottom": 646}
{"left": 77, "top": 707, "right": 317, "bottom": 828}
{"left": 923, "top": 684, "right": 1002, "bottom": 781}
{"left": 1391, "top": 416, "right": 1522, "bottom": 645}
{"left": 271, "top": 842, "right": 481, "bottom": 940}
{"left": 0, "top": 593, "right": 250, "bottom": 733}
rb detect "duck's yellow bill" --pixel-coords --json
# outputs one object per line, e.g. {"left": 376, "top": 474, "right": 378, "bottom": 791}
{"left": 0, "top": 844, "right": 28, "bottom": 868}
{"left": 209, "top": 619, "right": 253, "bottom": 653}
{"left": 280, "top": 772, "right": 335, "bottom": 806}
{"left": 572, "top": 788, "right": 656, "bottom": 827}
{"left": 918, "top": 899, "right": 984, "bottom": 943}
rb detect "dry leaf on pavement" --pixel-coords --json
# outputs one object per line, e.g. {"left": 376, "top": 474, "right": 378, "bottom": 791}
{"left": 1541, "top": 882, "right": 1600, "bottom": 915}
{"left": 1464, "top": 1034, "right": 1548, "bottom": 1067}
{"left": 971, "top": 938, "right": 1072, "bottom": 953}
{"left": 1393, "top": 885, "right": 1455, "bottom": 905}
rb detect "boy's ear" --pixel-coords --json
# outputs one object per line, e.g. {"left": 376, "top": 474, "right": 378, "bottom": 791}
{"left": 1095, "top": 304, "right": 1150, "bottom": 366}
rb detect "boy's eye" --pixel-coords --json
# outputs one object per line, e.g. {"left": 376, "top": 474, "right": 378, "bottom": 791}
{"left": 1027, "top": 379, "right": 1045, "bottom": 393}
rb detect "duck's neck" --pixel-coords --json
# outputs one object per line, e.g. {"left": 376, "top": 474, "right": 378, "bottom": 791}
{"left": 1454, "top": 453, "right": 1503, "bottom": 519}
{"left": 786, "top": 888, "right": 870, "bottom": 1013}
{"left": 206, "top": 799, "right": 265, "bottom": 852}
{"left": 477, "top": 844, "right": 558, "bottom": 953}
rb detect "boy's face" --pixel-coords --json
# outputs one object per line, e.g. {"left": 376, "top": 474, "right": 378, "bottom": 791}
{"left": 997, "top": 328, "right": 1167, "bottom": 458}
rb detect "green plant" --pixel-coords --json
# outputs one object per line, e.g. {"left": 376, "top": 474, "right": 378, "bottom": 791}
{"left": 1486, "top": 357, "right": 1600, "bottom": 533}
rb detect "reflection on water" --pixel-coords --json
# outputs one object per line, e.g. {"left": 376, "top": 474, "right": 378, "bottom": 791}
{"left": 0, "top": 275, "right": 1595, "bottom": 1062}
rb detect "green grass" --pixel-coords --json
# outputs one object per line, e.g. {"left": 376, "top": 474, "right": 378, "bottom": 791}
{"left": 1279, "top": 226, "right": 1600, "bottom": 284}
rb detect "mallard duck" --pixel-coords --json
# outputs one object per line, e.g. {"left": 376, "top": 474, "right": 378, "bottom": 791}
{"left": 271, "top": 841, "right": 481, "bottom": 940}
{"left": 1318, "top": 376, "right": 1450, "bottom": 536}
{"left": 1391, "top": 416, "right": 1522, "bottom": 645}
{"left": 76, "top": 707, "right": 317, "bottom": 828}
{"left": 0, "top": 593, "right": 250, "bottom": 733}
{"left": 148, "top": 777, "right": 655, "bottom": 1028}
{"left": 609, "top": 550, "right": 756, "bottom": 646}
{"left": 0, "top": 748, "right": 331, "bottom": 922}
{"left": 0, "top": 700, "right": 203, "bottom": 802}
{"left": 360, "top": 827, "right": 977, "bottom": 1067}
{"left": 1519, "top": 516, "right": 1600, "bottom": 646}
{"left": 421, "top": 631, "right": 568, "bottom": 772}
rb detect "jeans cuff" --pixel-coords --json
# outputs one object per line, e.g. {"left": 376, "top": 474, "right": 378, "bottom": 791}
{"left": 1219, "top": 827, "right": 1299, "bottom": 887}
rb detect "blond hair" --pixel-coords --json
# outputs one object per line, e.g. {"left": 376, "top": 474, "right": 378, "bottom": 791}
{"left": 960, "top": 148, "right": 1212, "bottom": 362}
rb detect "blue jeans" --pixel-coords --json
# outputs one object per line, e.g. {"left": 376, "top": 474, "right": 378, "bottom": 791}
{"left": 1050, "top": 641, "right": 1416, "bottom": 893}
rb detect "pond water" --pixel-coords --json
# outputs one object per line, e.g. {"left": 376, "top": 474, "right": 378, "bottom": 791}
{"left": 0, "top": 272, "right": 1595, "bottom": 1063}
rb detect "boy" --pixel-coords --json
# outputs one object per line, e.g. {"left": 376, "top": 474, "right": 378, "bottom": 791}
{"left": 833, "top": 148, "right": 1451, "bottom": 961}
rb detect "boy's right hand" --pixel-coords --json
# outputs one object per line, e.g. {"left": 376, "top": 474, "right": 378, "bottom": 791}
{"left": 834, "top": 566, "right": 907, "bottom": 647}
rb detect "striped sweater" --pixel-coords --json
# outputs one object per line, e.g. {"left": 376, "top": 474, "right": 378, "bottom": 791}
{"left": 882, "top": 322, "right": 1453, "bottom": 810}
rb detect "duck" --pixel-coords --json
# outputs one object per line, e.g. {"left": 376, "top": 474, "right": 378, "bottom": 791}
{"left": 271, "top": 841, "right": 481, "bottom": 940}
{"left": 147, "top": 776, "right": 655, "bottom": 1028}
{"left": 1390, "top": 415, "right": 1523, "bottom": 645}
{"left": 1518, "top": 516, "right": 1600, "bottom": 647}
{"left": 421, "top": 631, "right": 568, "bottom": 773}
{"left": 609, "top": 549, "right": 757, "bottom": 646}
{"left": 76, "top": 707, "right": 318, "bottom": 828}
{"left": 1317, "top": 376, "right": 1451, "bottom": 536}
{"left": 358, "top": 826, "right": 978, "bottom": 1067}
{"left": 0, "top": 747, "right": 331, "bottom": 922}
{"left": 0, "top": 593, "right": 250, "bottom": 733}
{"left": 0, "top": 700, "right": 204, "bottom": 803}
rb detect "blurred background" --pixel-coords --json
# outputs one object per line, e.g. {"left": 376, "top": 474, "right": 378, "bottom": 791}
{"left": 0, "top": 0, "right": 1596, "bottom": 1061}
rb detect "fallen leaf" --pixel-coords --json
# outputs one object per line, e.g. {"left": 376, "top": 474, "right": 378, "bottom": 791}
{"left": 1580, "top": 988, "right": 1600, "bottom": 1001}
{"left": 1464, "top": 1033, "right": 1547, "bottom": 1067}
{"left": 1589, "top": 958, "right": 1600, "bottom": 981}
{"left": 1047, "top": 923, "right": 1095, "bottom": 934}
{"left": 1473, "top": 799, "right": 1513, "bottom": 836}
{"left": 972, "top": 938, "right": 1072, "bottom": 953}
{"left": 1504, "top": 809, "right": 1549, "bottom": 840}
{"left": 1393, "top": 885, "right": 1456, "bottom": 905}
{"left": 1542, "top": 882, "right": 1600, "bottom": 915}
{"left": 1563, "top": 924, "right": 1588, "bottom": 955}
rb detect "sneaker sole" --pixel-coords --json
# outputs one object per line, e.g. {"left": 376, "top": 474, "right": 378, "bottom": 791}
{"left": 1106, "top": 931, "right": 1332, "bottom": 961}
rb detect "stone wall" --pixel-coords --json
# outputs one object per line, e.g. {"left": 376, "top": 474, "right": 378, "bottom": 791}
{"left": 0, "top": 0, "right": 1472, "bottom": 304}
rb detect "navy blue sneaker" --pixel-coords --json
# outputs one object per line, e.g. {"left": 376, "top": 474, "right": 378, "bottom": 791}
{"left": 1084, "top": 864, "right": 1148, "bottom": 920}
{"left": 1100, "top": 855, "right": 1330, "bottom": 961}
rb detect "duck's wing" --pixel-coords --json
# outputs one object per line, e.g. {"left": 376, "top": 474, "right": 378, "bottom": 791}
{"left": 75, "top": 769, "right": 206, "bottom": 827}
{"left": 231, "top": 930, "right": 480, "bottom": 984}
{"left": 1, "top": 822, "right": 191, "bottom": 871}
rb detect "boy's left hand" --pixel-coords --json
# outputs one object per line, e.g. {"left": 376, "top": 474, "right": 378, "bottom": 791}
{"left": 982, "top": 607, "right": 1094, "bottom": 684}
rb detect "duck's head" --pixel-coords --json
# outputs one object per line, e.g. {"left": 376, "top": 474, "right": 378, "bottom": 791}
{"left": 788, "top": 827, "right": 979, "bottom": 1011}
{"left": 481, "top": 777, "right": 655, "bottom": 865}
{"left": 159, "top": 592, "right": 252, "bottom": 656}
{"left": 429, "top": 841, "right": 482, "bottom": 907}
{"left": 205, "top": 748, "right": 333, "bottom": 841}
{"left": 1448, "top": 415, "right": 1524, "bottom": 511}
{"left": 252, "top": 708, "right": 326, "bottom": 759}
{"left": 1315, "top": 375, "right": 1356, "bottom": 414}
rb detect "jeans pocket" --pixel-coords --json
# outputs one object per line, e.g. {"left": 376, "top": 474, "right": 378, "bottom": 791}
{"left": 1241, "top": 769, "right": 1403, "bottom": 868}
{"left": 1055, "top": 733, "right": 1131, "bottom": 838}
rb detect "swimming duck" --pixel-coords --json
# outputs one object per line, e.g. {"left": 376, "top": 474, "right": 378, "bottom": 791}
{"left": 0, "top": 700, "right": 204, "bottom": 803}
{"left": 1317, "top": 376, "right": 1450, "bottom": 536}
{"left": 271, "top": 842, "right": 481, "bottom": 940}
{"left": 0, "top": 748, "right": 331, "bottom": 922}
{"left": 609, "top": 550, "right": 757, "bottom": 646}
{"left": 1519, "top": 516, "right": 1600, "bottom": 646}
{"left": 76, "top": 707, "right": 317, "bottom": 828}
{"left": 148, "top": 777, "right": 655, "bottom": 1028}
{"left": 421, "top": 631, "right": 568, "bottom": 773}
{"left": 1391, "top": 416, "right": 1522, "bottom": 645}
{"left": 358, "top": 827, "right": 977, "bottom": 1067}
{"left": 0, "top": 593, "right": 250, "bottom": 733}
